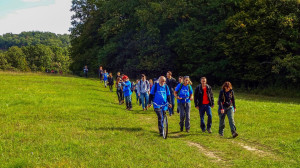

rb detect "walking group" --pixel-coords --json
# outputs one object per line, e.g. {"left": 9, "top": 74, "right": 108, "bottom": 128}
{"left": 86, "top": 66, "right": 238, "bottom": 138}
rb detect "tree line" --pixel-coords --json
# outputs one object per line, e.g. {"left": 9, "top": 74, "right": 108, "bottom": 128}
{"left": 0, "top": 31, "right": 71, "bottom": 73}
{"left": 70, "top": 0, "right": 300, "bottom": 88}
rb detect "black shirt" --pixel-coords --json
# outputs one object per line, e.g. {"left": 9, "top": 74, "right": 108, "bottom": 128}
{"left": 166, "top": 77, "right": 177, "bottom": 92}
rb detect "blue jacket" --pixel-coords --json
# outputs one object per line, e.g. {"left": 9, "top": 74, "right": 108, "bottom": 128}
{"left": 175, "top": 83, "right": 193, "bottom": 103}
{"left": 103, "top": 73, "right": 108, "bottom": 81}
{"left": 149, "top": 83, "right": 171, "bottom": 111}
{"left": 122, "top": 81, "right": 132, "bottom": 97}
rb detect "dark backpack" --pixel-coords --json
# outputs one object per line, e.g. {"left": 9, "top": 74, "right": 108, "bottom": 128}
{"left": 222, "top": 90, "right": 233, "bottom": 107}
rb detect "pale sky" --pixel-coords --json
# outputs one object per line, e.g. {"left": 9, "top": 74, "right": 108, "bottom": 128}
{"left": 0, "top": 0, "right": 73, "bottom": 35}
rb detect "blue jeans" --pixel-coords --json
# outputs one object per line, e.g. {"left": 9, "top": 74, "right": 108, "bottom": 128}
{"left": 178, "top": 102, "right": 191, "bottom": 130}
{"left": 140, "top": 92, "right": 149, "bottom": 109}
{"left": 125, "top": 95, "right": 132, "bottom": 108}
{"left": 199, "top": 104, "right": 212, "bottom": 131}
{"left": 218, "top": 106, "right": 236, "bottom": 135}
{"left": 135, "top": 92, "right": 140, "bottom": 102}
{"left": 168, "top": 91, "right": 175, "bottom": 115}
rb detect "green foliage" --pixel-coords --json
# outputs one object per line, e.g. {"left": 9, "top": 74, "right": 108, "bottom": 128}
{"left": 0, "top": 32, "right": 71, "bottom": 72}
{"left": 0, "top": 31, "right": 70, "bottom": 50}
{"left": 70, "top": 0, "right": 300, "bottom": 86}
{"left": 6, "top": 46, "right": 30, "bottom": 71}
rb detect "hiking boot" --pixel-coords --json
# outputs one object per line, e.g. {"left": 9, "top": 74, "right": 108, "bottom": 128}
{"left": 207, "top": 129, "right": 212, "bottom": 133}
{"left": 186, "top": 129, "right": 190, "bottom": 133}
{"left": 232, "top": 132, "right": 239, "bottom": 138}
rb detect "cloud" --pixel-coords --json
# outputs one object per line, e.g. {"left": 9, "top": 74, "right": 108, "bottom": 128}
{"left": 22, "top": 0, "right": 42, "bottom": 2}
{"left": 0, "top": 0, "right": 73, "bottom": 35}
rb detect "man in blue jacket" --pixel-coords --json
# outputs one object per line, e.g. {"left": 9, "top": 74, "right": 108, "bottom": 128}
{"left": 148, "top": 76, "right": 172, "bottom": 136}
{"left": 122, "top": 75, "right": 132, "bottom": 110}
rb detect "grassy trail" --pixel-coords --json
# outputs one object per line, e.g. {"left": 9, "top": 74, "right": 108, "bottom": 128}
{"left": 0, "top": 72, "right": 299, "bottom": 167}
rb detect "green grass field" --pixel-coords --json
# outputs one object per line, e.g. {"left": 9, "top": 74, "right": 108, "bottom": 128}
{"left": 0, "top": 72, "right": 299, "bottom": 167}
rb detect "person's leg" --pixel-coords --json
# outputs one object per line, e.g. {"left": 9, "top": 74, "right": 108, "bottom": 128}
{"left": 199, "top": 106, "right": 206, "bottom": 132}
{"left": 154, "top": 108, "right": 163, "bottom": 135}
{"left": 137, "top": 92, "right": 140, "bottom": 103}
{"left": 178, "top": 103, "right": 184, "bottom": 131}
{"left": 218, "top": 107, "right": 226, "bottom": 136}
{"left": 124, "top": 96, "right": 128, "bottom": 108}
{"left": 170, "top": 92, "right": 175, "bottom": 114}
{"left": 226, "top": 107, "right": 237, "bottom": 135}
{"left": 140, "top": 93, "right": 145, "bottom": 110}
{"left": 168, "top": 92, "right": 174, "bottom": 115}
{"left": 117, "top": 90, "right": 122, "bottom": 104}
{"left": 117, "top": 90, "right": 120, "bottom": 100}
{"left": 206, "top": 105, "right": 213, "bottom": 132}
{"left": 128, "top": 95, "right": 132, "bottom": 109}
{"left": 145, "top": 93, "right": 149, "bottom": 109}
{"left": 185, "top": 102, "right": 191, "bottom": 131}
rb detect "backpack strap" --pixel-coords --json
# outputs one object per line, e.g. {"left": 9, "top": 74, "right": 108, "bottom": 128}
{"left": 178, "top": 83, "right": 183, "bottom": 96}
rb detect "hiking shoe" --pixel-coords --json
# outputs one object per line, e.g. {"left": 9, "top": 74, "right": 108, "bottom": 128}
{"left": 207, "top": 129, "right": 212, "bottom": 133}
{"left": 219, "top": 133, "right": 224, "bottom": 137}
{"left": 143, "top": 108, "right": 146, "bottom": 111}
{"left": 128, "top": 108, "right": 132, "bottom": 111}
{"left": 186, "top": 129, "right": 190, "bottom": 133}
{"left": 232, "top": 132, "right": 239, "bottom": 138}
{"left": 180, "top": 127, "right": 183, "bottom": 132}
{"left": 202, "top": 129, "right": 206, "bottom": 133}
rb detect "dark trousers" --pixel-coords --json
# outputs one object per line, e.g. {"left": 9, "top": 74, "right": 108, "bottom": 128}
{"left": 117, "top": 90, "right": 123, "bottom": 102}
{"left": 154, "top": 108, "right": 165, "bottom": 134}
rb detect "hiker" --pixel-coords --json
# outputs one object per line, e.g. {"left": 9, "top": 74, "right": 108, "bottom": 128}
{"left": 83, "top": 65, "right": 88, "bottom": 78}
{"left": 99, "top": 66, "right": 104, "bottom": 82}
{"left": 218, "top": 81, "right": 238, "bottom": 138}
{"left": 148, "top": 76, "right": 172, "bottom": 136}
{"left": 137, "top": 74, "right": 150, "bottom": 111}
{"left": 116, "top": 77, "right": 124, "bottom": 105}
{"left": 116, "top": 72, "right": 121, "bottom": 80}
{"left": 194, "top": 77, "right": 214, "bottom": 133}
{"left": 176, "top": 76, "right": 183, "bottom": 113}
{"left": 166, "top": 71, "right": 177, "bottom": 116}
{"left": 122, "top": 75, "right": 132, "bottom": 110}
{"left": 149, "top": 79, "right": 154, "bottom": 91}
{"left": 175, "top": 76, "right": 193, "bottom": 132}
{"left": 103, "top": 70, "right": 109, "bottom": 88}
{"left": 108, "top": 73, "right": 114, "bottom": 92}
{"left": 133, "top": 79, "right": 141, "bottom": 105}
{"left": 121, "top": 74, "right": 125, "bottom": 100}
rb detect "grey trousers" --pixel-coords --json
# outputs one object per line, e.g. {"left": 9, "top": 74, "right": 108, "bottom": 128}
{"left": 178, "top": 102, "right": 191, "bottom": 129}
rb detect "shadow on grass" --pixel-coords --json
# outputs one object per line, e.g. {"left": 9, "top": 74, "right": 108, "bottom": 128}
{"left": 86, "top": 127, "right": 143, "bottom": 132}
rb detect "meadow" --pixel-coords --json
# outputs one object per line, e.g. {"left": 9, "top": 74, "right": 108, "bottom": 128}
{"left": 0, "top": 72, "right": 299, "bottom": 167}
